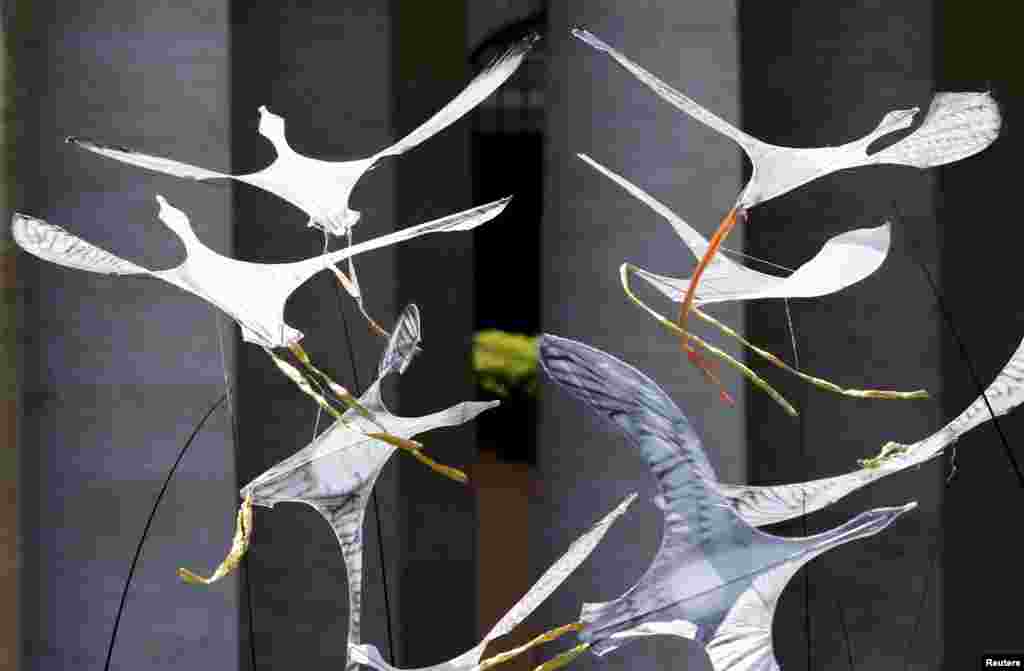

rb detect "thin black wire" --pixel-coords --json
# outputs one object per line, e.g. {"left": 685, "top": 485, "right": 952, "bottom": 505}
{"left": 901, "top": 514, "right": 943, "bottom": 671}
{"left": 103, "top": 393, "right": 227, "bottom": 671}
{"left": 222, "top": 366, "right": 257, "bottom": 671}
{"left": 783, "top": 300, "right": 813, "bottom": 671}
{"left": 330, "top": 275, "right": 397, "bottom": 666}
{"left": 242, "top": 548, "right": 258, "bottom": 671}
{"left": 214, "top": 314, "right": 258, "bottom": 671}
{"left": 902, "top": 259, "right": 1024, "bottom": 669}
{"left": 835, "top": 598, "right": 855, "bottom": 671}
{"left": 917, "top": 261, "right": 1024, "bottom": 487}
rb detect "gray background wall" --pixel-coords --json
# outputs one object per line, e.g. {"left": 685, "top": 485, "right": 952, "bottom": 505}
{"left": 12, "top": 1, "right": 239, "bottom": 669}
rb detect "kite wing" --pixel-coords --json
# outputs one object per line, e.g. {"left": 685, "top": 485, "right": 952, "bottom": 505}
{"left": 573, "top": 29, "right": 999, "bottom": 209}
{"left": 373, "top": 32, "right": 539, "bottom": 161}
{"left": 720, "top": 334, "right": 1024, "bottom": 527}
{"left": 579, "top": 153, "right": 890, "bottom": 305}
{"left": 67, "top": 136, "right": 231, "bottom": 181}
{"left": 350, "top": 494, "right": 637, "bottom": 671}
{"left": 12, "top": 212, "right": 150, "bottom": 276}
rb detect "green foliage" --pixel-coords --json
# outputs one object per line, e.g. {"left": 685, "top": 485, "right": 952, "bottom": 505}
{"left": 472, "top": 330, "right": 539, "bottom": 398}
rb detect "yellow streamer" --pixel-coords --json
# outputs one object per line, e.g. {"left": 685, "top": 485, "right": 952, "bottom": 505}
{"left": 275, "top": 344, "right": 468, "bottom": 485}
{"left": 178, "top": 494, "right": 253, "bottom": 586}
{"left": 620, "top": 263, "right": 798, "bottom": 417}
{"left": 621, "top": 263, "right": 930, "bottom": 415}
{"left": 692, "top": 307, "right": 929, "bottom": 402}
{"left": 857, "top": 441, "right": 911, "bottom": 470}
{"left": 531, "top": 643, "right": 591, "bottom": 671}
{"left": 367, "top": 432, "right": 468, "bottom": 484}
{"left": 478, "top": 623, "right": 583, "bottom": 671}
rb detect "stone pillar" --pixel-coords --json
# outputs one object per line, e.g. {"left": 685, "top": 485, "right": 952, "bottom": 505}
{"left": 536, "top": 3, "right": 743, "bottom": 670}
{"left": 231, "top": 2, "right": 400, "bottom": 669}
{"left": 13, "top": 1, "right": 237, "bottom": 669}
{"left": 390, "top": 1, "right": 481, "bottom": 666}
{"left": 0, "top": 9, "right": 18, "bottom": 671}
{"left": 740, "top": 2, "right": 943, "bottom": 669}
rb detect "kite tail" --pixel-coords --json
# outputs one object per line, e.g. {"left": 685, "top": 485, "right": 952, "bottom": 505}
{"left": 692, "top": 308, "right": 930, "bottom": 401}
{"left": 676, "top": 206, "right": 740, "bottom": 357}
{"left": 478, "top": 623, "right": 584, "bottom": 671}
{"left": 366, "top": 432, "right": 468, "bottom": 484}
{"left": 178, "top": 494, "right": 253, "bottom": 586}
{"left": 288, "top": 343, "right": 387, "bottom": 429}
{"left": 531, "top": 643, "right": 591, "bottom": 671}
{"left": 279, "top": 344, "right": 468, "bottom": 484}
{"left": 268, "top": 348, "right": 346, "bottom": 421}
{"left": 620, "top": 263, "right": 797, "bottom": 417}
{"left": 330, "top": 254, "right": 390, "bottom": 341}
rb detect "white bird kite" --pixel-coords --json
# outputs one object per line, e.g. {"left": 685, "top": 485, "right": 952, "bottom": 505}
{"left": 579, "top": 153, "right": 925, "bottom": 415}
{"left": 68, "top": 32, "right": 539, "bottom": 238}
{"left": 573, "top": 27, "right": 1001, "bottom": 379}
{"left": 240, "top": 307, "right": 581, "bottom": 671}
{"left": 11, "top": 194, "right": 510, "bottom": 349}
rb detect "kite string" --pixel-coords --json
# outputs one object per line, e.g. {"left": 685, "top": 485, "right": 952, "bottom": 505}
{"left": 782, "top": 298, "right": 813, "bottom": 671}
{"left": 783, "top": 298, "right": 858, "bottom": 670}
{"left": 901, "top": 258, "right": 1024, "bottom": 668}
{"left": 215, "top": 314, "right": 258, "bottom": 671}
{"left": 901, "top": 509, "right": 942, "bottom": 671}
{"left": 916, "top": 260, "right": 1024, "bottom": 487}
{"left": 720, "top": 244, "right": 797, "bottom": 273}
{"left": 328, "top": 252, "right": 398, "bottom": 666}
{"left": 102, "top": 393, "right": 227, "bottom": 671}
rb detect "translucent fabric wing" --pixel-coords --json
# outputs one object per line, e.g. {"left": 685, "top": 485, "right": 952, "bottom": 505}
{"left": 539, "top": 335, "right": 914, "bottom": 670}
{"left": 578, "top": 153, "right": 890, "bottom": 305}
{"left": 68, "top": 33, "right": 537, "bottom": 236}
{"left": 720, "top": 333, "right": 1024, "bottom": 527}
{"left": 11, "top": 195, "right": 510, "bottom": 348}
{"left": 573, "top": 28, "right": 1000, "bottom": 209}
{"left": 349, "top": 493, "right": 637, "bottom": 671}
{"left": 240, "top": 304, "right": 498, "bottom": 671}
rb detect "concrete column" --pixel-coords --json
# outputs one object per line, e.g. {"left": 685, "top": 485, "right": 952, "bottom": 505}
{"left": 740, "top": 2, "right": 943, "bottom": 669}
{"left": 536, "top": 4, "right": 743, "bottom": 671}
{"left": 13, "top": 1, "right": 237, "bottom": 669}
{"left": 231, "top": 3, "right": 400, "bottom": 669}
{"left": 391, "top": 1, "right": 481, "bottom": 666}
{"left": 1, "top": 10, "right": 19, "bottom": 671}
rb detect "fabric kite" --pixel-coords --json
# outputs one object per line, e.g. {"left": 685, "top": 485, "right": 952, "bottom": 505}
{"left": 538, "top": 334, "right": 915, "bottom": 671}
{"left": 573, "top": 27, "right": 1001, "bottom": 379}
{"left": 578, "top": 153, "right": 927, "bottom": 414}
{"left": 11, "top": 195, "right": 509, "bottom": 349}
{"left": 241, "top": 304, "right": 499, "bottom": 671}
{"left": 68, "top": 32, "right": 538, "bottom": 237}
